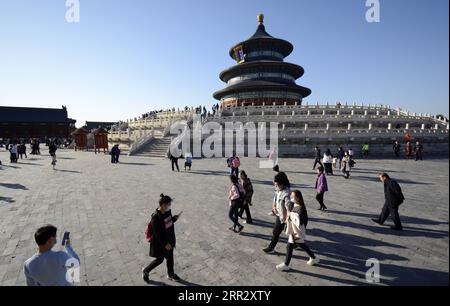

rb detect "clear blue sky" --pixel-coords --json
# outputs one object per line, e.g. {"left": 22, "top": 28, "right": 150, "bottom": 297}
{"left": 0, "top": 0, "right": 448, "bottom": 127}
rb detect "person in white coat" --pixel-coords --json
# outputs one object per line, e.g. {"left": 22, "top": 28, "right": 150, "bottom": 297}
{"left": 276, "top": 190, "right": 318, "bottom": 271}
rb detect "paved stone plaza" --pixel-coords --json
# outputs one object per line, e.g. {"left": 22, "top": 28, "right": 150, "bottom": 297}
{"left": 0, "top": 149, "right": 448, "bottom": 286}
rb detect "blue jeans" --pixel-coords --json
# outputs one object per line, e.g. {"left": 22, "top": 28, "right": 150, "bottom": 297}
{"left": 228, "top": 202, "right": 241, "bottom": 229}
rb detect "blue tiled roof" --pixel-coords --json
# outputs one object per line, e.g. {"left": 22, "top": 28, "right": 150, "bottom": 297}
{"left": 0, "top": 106, "right": 76, "bottom": 123}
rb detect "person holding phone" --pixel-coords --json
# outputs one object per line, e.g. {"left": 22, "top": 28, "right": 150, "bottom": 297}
{"left": 142, "top": 194, "right": 182, "bottom": 283}
{"left": 23, "top": 225, "right": 80, "bottom": 286}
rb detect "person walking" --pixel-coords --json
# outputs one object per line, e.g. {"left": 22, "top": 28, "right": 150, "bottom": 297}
{"left": 276, "top": 190, "right": 318, "bottom": 271}
{"left": 263, "top": 173, "right": 292, "bottom": 253}
{"left": 312, "top": 146, "right": 323, "bottom": 170}
{"left": 169, "top": 151, "right": 180, "bottom": 172}
{"left": 143, "top": 194, "right": 182, "bottom": 283}
{"left": 184, "top": 152, "right": 192, "bottom": 171}
{"left": 315, "top": 166, "right": 328, "bottom": 211}
{"left": 323, "top": 149, "right": 333, "bottom": 175}
{"left": 18, "top": 142, "right": 27, "bottom": 159}
{"left": 23, "top": 225, "right": 80, "bottom": 286}
{"left": 341, "top": 152, "right": 351, "bottom": 179}
{"left": 269, "top": 165, "right": 291, "bottom": 216}
{"left": 371, "top": 173, "right": 405, "bottom": 231}
{"left": 405, "top": 141, "right": 412, "bottom": 159}
{"left": 238, "top": 171, "right": 254, "bottom": 224}
{"left": 110, "top": 144, "right": 120, "bottom": 164}
{"left": 227, "top": 152, "right": 240, "bottom": 177}
{"left": 362, "top": 143, "right": 369, "bottom": 158}
{"left": 9, "top": 143, "right": 18, "bottom": 163}
{"left": 414, "top": 141, "right": 423, "bottom": 161}
{"left": 348, "top": 148, "right": 355, "bottom": 167}
{"left": 228, "top": 175, "right": 245, "bottom": 233}
{"left": 49, "top": 142, "right": 57, "bottom": 169}
{"left": 393, "top": 141, "right": 401, "bottom": 158}
{"left": 336, "top": 145, "right": 345, "bottom": 169}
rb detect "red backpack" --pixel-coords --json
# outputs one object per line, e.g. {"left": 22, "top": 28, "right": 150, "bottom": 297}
{"left": 145, "top": 213, "right": 156, "bottom": 243}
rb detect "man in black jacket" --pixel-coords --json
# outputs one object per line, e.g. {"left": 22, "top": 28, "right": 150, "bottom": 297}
{"left": 371, "top": 173, "right": 405, "bottom": 231}
{"left": 312, "top": 146, "right": 323, "bottom": 170}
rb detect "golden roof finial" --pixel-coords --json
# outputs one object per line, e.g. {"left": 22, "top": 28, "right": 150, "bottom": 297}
{"left": 257, "top": 14, "right": 264, "bottom": 25}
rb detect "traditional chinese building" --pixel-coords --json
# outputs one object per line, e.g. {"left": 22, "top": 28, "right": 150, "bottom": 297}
{"left": 213, "top": 14, "right": 311, "bottom": 108}
{"left": 0, "top": 106, "right": 76, "bottom": 139}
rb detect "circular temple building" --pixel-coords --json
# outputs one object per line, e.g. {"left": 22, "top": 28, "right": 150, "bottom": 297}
{"left": 213, "top": 14, "right": 311, "bottom": 108}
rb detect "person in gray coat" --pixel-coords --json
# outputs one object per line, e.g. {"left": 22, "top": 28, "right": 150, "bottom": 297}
{"left": 263, "top": 173, "right": 293, "bottom": 253}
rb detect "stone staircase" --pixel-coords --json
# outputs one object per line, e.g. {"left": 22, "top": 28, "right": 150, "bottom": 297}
{"left": 133, "top": 136, "right": 172, "bottom": 158}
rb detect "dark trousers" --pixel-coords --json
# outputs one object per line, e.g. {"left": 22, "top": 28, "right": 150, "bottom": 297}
{"left": 228, "top": 202, "right": 241, "bottom": 229}
{"left": 143, "top": 249, "right": 174, "bottom": 276}
{"left": 394, "top": 150, "right": 400, "bottom": 158}
{"left": 111, "top": 154, "right": 119, "bottom": 163}
{"left": 19, "top": 153, "right": 27, "bottom": 159}
{"left": 378, "top": 204, "right": 403, "bottom": 229}
{"left": 171, "top": 159, "right": 179, "bottom": 171}
{"left": 313, "top": 158, "right": 323, "bottom": 169}
{"left": 10, "top": 153, "right": 17, "bottom": 163}
{"left": 238, "top": 202, "right": 253, "bottom": 223}
{"left": 269, "top": 216, "right": 285, "bottom": 249}
{"left": 316, "top": 192, "right": 327, "bottom": 209}
{"left": 231, "top": 167, "right": 239, "bottom": 177}
{"left": 285, "top": 242, "right": 315, "bottom": 266}
{"left": 415, "top": 151, "right": 423, "bottom": 161}
{"left": 324, "top": 163, "right": 333, "bottom": 175}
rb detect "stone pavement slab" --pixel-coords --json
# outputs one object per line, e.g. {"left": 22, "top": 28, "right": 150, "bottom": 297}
{"left": 0, "top": 149, "right": 448, "bottom": 286}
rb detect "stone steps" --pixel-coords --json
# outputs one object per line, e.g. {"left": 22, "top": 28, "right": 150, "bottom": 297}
{"left": 134, "top": 137, "right": 172, "bottom": 158}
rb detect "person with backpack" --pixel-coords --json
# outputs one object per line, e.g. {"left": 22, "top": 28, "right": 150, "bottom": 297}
{"left": 276, "top": 190, "right": 318, "bottom": 271}
{"left": 143, "top": 194, "right": 182, "bottom": 283}
{"left": 371, "top": 173, "right": 405, "bottom": 231}
{"left": 263, "top": 173, "right": 292, "bottom": 253}
{"left": 315, "top": 166, "right": 328, "bottom": 211}
{"left": 228, "top": 175, "right": 245, "bottom": 233}
{"left": 238, "top": 170, "right": 254, "bottom": 224}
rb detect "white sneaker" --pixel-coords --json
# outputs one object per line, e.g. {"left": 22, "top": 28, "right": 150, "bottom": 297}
{"left": 276, "top": 263, "right": 290, "bottom": 271}
{"left": 307, "top": 257, "right": 319, "bottom": 266}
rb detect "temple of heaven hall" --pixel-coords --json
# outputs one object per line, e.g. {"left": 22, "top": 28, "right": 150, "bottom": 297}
{"left": 213, "top": 14, "right": 311, "bottom": 108}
